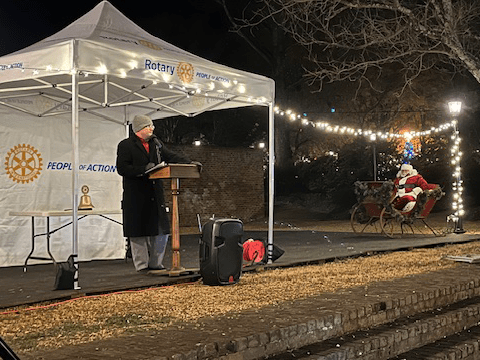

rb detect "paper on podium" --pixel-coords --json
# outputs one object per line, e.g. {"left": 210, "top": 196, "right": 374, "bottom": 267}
{"left": 145, "top": 161, "right": 167, "bottom": 175}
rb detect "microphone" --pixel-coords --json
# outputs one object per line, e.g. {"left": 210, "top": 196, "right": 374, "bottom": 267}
{"left": 150, "top": 134, "right": 163, "bottom": 164}
{"left": 150, "top": 134, "right": 162, "bottom": 148}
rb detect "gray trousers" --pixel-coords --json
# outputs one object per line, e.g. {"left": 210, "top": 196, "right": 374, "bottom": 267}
{"left": 130, "top": 234, "right": 169, "bottom": 271}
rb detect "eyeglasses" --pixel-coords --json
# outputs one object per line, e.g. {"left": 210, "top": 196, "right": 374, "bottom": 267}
{"left": 145, "top": 125, "right": 155, "bottom": 130}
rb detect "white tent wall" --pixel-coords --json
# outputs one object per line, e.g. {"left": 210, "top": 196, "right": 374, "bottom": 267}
{"left": 0, "top": 104, "right": 124, "bottom": 267}
{"left": 0, "top": 1, "right": 275, "bottom": 270}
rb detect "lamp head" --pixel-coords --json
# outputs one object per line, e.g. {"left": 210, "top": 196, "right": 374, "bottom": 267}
{"left": 448, "top": 101, "right": 462, "bottom": 115}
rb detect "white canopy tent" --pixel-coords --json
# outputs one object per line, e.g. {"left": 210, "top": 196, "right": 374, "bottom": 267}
{"left": 0, "top": 1, "right": 275, "bottom": 284}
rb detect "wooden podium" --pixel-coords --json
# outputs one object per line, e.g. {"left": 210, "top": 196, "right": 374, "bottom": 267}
{"left": 149, "top": 164, "right": 200, "bottom": 276}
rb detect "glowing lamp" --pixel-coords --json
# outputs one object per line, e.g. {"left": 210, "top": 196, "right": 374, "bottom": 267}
{"left": 448, "top": 101, "right": 462, "bottom": 115}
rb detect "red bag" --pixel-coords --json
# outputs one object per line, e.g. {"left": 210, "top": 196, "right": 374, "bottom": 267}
{"left": 242, "top": 239, "right": 265, "bottom": 264}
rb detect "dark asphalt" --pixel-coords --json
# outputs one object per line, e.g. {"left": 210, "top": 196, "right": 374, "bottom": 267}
{"left": 1, "top": 230, "right": 479, "bottom": 309}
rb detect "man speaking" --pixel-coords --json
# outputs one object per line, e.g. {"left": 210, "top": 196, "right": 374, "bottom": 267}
{"left": 116, "top": 115, "right": 191, "bottom": 273}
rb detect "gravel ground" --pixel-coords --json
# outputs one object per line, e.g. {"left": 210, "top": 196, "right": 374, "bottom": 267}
{"left": 2, "top": 241, "right": 480, "bottom": 355}
{"left": 2, "top": 208, "right": 480, "bottom": 357}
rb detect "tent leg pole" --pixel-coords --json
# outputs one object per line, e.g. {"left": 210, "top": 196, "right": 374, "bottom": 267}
{"left": 71, "top": 71, "right": 81, "bottom": 290}
{"left": 267, "top": 102, "right": 275, "bottom": 264}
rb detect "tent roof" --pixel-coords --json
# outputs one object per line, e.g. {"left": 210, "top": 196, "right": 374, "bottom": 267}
{"left": 0, "top": 1, "right": 274, "bottom": 121}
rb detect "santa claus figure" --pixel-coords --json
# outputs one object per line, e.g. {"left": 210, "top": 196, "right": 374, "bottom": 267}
{"left": 392, "top": 164, "right": 437, "bottom": 212}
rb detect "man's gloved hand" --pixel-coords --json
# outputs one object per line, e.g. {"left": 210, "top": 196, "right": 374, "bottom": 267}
{"left": 191, "top": 161, "right": 203, "bottom": 173}
{"left": 145, "top": 162, "right": 155, "bottom": 173}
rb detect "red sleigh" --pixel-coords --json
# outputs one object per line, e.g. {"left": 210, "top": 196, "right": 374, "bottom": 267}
{"left": 350, "top": 181, "right": 444, "bottom": 238}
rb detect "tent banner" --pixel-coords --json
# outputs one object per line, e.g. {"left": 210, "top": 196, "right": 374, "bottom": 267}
{"left": 0, "top": 104, "right": 125, "bottom": 267}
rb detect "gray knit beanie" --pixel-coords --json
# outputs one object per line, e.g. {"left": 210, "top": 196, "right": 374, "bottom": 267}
{"left": 132, "top": 115, "right": 153, "bottom": 133}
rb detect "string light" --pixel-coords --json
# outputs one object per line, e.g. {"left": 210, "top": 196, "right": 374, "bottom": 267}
{"left": 15, "top": 63, "right": 466, "bottom": 217}
{"left": 96, "top": 64, "right": 108, "bottom": 75}
{"left": 15, "top": 63, "right": 470, "bottom": 226}
{"left": 273, "top": 105, "right": 456, "bottom": 141}
{"left": 450, "top": 129, "right": 464, "bottom": 221}
{"left": 274, "top": 103, "right": 464, "bottom": 224}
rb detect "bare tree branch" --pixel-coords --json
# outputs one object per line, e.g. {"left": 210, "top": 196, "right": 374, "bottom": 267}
{"left": 247, "top": 0, "right": 480, "bottom": 91}
{"left": 213, "top": 0, "right": 274, "bottom": 66}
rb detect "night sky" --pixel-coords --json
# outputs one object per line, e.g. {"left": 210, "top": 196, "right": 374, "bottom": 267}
{"left": 0, "top": 0, "right": 263, "bottom": 74}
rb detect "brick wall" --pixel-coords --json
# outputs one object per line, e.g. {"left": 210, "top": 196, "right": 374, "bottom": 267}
{"left": 162, "top": 145, "right": 265, "bottom": 227}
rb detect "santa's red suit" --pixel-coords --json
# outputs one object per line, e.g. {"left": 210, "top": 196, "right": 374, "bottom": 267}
{"left": 393, "top": 164, "right": 437, "bottom": 212}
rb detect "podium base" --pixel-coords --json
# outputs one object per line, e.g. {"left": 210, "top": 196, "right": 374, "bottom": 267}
{"left": 146, "top": 269, "right": 169, "bottom": 276}
{"left": 147, "top": 267, "right": 198, "bottom": 277}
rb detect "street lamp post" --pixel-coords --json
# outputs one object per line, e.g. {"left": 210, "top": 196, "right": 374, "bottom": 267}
{"left": 448, "top": 100, "right": 466, "bottom": 234}
{"left": 370, "top": 134, "right": 377, "bottom": 181}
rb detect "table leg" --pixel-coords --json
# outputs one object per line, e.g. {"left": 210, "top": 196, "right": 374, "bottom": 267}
{"left": 23, "top": 217, "right": 36, "bottom": 272}
{"left": 45, "top": 217, "right": 56, "bottom": 266}
{"left": 23, "top": 216, "right": 57, "bottom": 272}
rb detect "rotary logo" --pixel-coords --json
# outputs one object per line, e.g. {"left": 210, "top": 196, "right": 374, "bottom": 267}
{"left": 177, "top": 62, "right": 194, "bottom": 84}
{"left": 4, "top": 144, "right": 43, "bottom": 184}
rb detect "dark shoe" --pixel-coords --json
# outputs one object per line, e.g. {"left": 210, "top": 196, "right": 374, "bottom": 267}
{"left": 136, "top": 268, "right": 150, "bottom": 274}
{"left": 148, "top": 265, "right": 166, "bottom": 271}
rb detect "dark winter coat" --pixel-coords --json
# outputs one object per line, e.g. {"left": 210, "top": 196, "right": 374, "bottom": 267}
{"left": 116, "top": 134, "right": 190, "bottom": 237}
